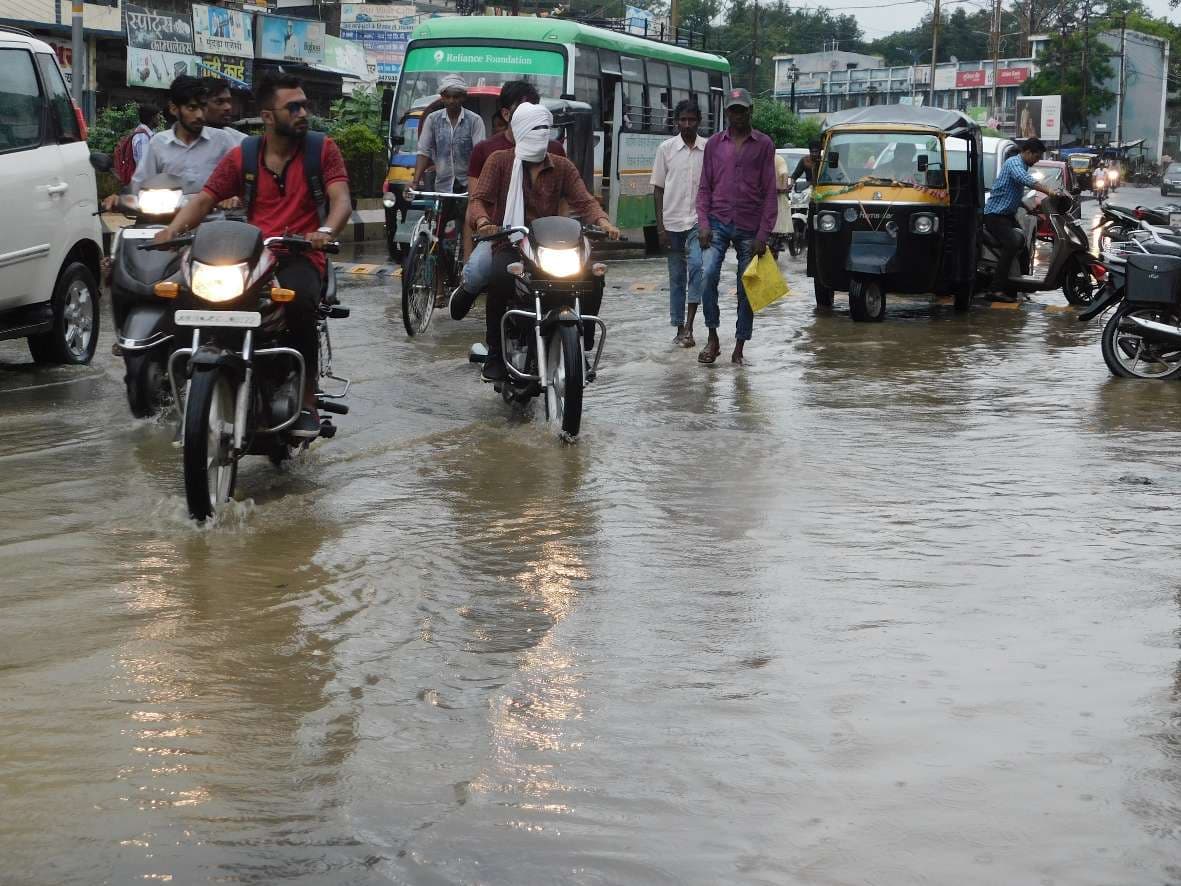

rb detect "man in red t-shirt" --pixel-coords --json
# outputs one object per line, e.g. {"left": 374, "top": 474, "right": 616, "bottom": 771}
{"left": 157, "top": 74, "right": 352, "bottom": 438}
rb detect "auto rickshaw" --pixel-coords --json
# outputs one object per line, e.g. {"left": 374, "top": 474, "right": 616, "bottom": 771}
{"left": 807, "top": 106, "right": 983, "bottom": 321}
{"left": 1067, "top": 153, "right": 1098, "bottom": 192}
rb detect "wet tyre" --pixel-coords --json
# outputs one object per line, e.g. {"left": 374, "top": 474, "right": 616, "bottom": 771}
{"left": 183, "top": 368, "right": 238, "bottom": 521}
{"left": 814, "top": 282, "right": 835, "bottom": 310}
{"left": 123, "top": 350, "right": 168, "bottom": 419}
{"left": 545, "top": 324, "right": 584, "bottom": 439}
{"left": 848, "top": 276, "right": 886, "bottom": 322}
{"left": 28, "top": 262, "right": 99, "bottom": 365}
{"left": 1062, "top": 256, "right": 1098, "bottom": 306}
{"left": 1101, "top": 304, "right": 1181, "bottom": 379}
{"left": 401, "top": 232, "right": 435, "bottom": 337}
{"left": 788, "top": 231, "right": 802, "bottom": 258}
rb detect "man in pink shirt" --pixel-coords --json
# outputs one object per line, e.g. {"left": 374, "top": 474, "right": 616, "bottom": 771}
{"left": 695, "top": 88, "right": 778, "bottom": 366}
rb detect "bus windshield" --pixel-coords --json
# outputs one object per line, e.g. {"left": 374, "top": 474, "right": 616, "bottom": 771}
{"left": 392, "top": 45, "right": 566, "bottom": 134}
{"left": 819, "top": 132, "right": 945, "bottom": 189}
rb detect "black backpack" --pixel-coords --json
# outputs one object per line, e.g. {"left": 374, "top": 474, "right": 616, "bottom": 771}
{"left": 240, "top": 131, "right": 328, "bottom": 225}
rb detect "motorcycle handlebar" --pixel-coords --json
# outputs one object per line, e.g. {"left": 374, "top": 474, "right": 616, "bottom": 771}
{"left": 263, "top": 235, "right": 341, "bottom": 254}
{"left": 474, "top": 224, "right": 627, "bottom": 243}
{"left": 138, "top": 233, "right": 194, "bottom": 251}
{"left": 407, "top": 189, "right": 470, "bottom": 200}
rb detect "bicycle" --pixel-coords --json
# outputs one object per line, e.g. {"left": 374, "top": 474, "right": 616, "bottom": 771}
{"left": 401, "top": 189, "right": 468, "bottom": 337}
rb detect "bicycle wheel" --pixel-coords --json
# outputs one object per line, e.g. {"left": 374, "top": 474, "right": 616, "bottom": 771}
{"left": 401, "top": 232, "right": 436, "bottom": 336}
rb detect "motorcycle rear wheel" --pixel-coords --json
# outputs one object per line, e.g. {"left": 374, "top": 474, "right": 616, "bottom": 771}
{"left": 124, "top": 350, "right": 168, "bottom": 419}
{"left": 1062, "top": 256, "right": 1098, "bottom": 306}
{"left": 545, "top": 324, "right": 585, "bottom": 439}
{"left": 1101, "top": 304, "right": 1181, "bottom": 379}
{"left": 183, "top": 368, "right": 238, "bottom": 521}
{"left": 402, "top": 232, "right": 435, "bottom": 337}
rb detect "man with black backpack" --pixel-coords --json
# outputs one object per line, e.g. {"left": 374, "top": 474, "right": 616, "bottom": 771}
{"left": 156, "top": 74, "right": 352, "bottom": 439}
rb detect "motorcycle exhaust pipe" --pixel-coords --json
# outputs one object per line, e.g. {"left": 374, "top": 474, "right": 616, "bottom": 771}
{"left": 1123, "top": 313, "right": 1181, "bottom": 344}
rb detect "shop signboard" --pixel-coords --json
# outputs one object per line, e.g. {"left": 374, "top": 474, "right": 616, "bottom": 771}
{"left": 197, "top": 55, "right": 254, "bottom": 90}
{"left": 1015, "top": 94, "right": 1061, "bottom": 141}
{"left": 997, "top": 67, "right": 1030, "bottom": 86}
{"left": 341, "top": 4, "right": 416, "bottom": 25}
{"left": 956, "top": 70, "right": 987, "bottom": 88}
{"left": 124, "top": 3, "right": 199, "bottom": 88}
{"left": 341, "top": 3, "right": 414, "bottom": 80}
{"left": 256, "top": 15, "right": 325, "bottom": 64}
{"left": 192, "top": 3, "right": 255, "bottom": 59}
{"left": 320, "top": 35, "right": 370, "bottom": 80}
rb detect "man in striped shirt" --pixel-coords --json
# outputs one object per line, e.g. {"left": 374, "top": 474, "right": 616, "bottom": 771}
{"left": 983, "top": 137, "right": 1061, "bottom": 301}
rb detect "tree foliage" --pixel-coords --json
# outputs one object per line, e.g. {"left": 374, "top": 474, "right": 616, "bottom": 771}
{"left": 328, "top": 87, "right": 385, "bottom": 137}
{"left": 752, "top": 97, "right": 822, "bottom": 147}
{"left": 89, "top": 102, "right": 151, "bottom": 155}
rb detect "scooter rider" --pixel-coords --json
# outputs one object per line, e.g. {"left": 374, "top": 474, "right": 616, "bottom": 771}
{"left": 984, "top": 137, "right": 1063, "bottom": 302}
{"left": 455, "top": 103, "right": 620, "bottom": 382}
{"left": 155, "top": 73, "right": 353, "bottom": 439}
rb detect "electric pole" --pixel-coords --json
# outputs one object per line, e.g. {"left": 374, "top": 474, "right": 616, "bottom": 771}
{"left": 751, "top": 0, "right": 760, "bottom": 92}
{"left": 930, "top": 0, "right": 941, "bottom": 106}
{"left": 671, "top": 0, "right": 679, "bottom": 36}
{"left": 70, "top": 0, "right": 83, "bottom": 106}
{"left": 1081, "top": 1, "right": 1090, "bottom": 143}
{"left": 1116, "top": 11, "right": 1127, "bottom": 147}
{"left": 990, "top": 0, "right": 1001, "bottom": 122}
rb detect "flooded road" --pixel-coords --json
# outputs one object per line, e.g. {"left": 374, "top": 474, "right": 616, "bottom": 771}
{"left": 2, "top": 189, "right": 1180, "bottom": 884}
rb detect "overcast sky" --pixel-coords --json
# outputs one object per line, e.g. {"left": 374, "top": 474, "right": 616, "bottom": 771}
{"left": 808, "top": 0, "right": 1177, "bottom": 48}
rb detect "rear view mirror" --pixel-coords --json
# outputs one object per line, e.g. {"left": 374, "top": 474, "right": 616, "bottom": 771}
{"left": 89, "top": 151, "right": 112, "bottom": 172}
{"left": 827, "top": 152, "right": 839, "bottom": 168}
{"left": 917, "top": 154, "right": 929, "bottom": 172}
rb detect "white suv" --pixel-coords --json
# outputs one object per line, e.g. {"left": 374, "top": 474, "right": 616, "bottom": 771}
{"left": 0, "top": 26, "right": 103, "bottom": 364}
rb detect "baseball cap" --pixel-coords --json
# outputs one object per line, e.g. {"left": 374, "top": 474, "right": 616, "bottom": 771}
{"left": 726, "top": 87, "right": 753, "bottom": 109}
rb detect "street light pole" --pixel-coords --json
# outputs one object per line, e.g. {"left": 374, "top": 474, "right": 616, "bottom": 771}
{"left": 789, "top": 64, "right": 798, "bottom": 113}
{"left": 70, "top": 0, "right": 83, "bottom": 106}
{"left": 929, "top": 0, "right": 941, "bottom": 106}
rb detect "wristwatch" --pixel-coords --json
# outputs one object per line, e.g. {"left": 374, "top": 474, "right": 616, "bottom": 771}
{"left": 317, "top": 226, "right": 334, "bottom": 235}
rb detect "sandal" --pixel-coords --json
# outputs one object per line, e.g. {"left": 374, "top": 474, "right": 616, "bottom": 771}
{"left": 681, "top": 333, "right": 696, "bottom": 349}
{"left": 698, "top": 343, "right": 720, "bottom": 364}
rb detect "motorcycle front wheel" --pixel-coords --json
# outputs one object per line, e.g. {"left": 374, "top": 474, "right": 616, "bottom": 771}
{"left": 545, "top": 324, "right": 585, "bottom": 439}
{"left": 1101, "top": 304, "right": 1181, "bottom": 379}
{"left": 183, "top": 368, "right": 238, "bottom": 521}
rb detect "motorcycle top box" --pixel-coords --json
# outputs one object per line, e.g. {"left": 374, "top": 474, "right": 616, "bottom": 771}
{"left": 1126, "top": 253, "right": 1181, "bottom": 305}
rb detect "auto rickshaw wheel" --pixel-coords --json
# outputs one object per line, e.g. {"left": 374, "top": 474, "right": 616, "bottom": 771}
{"left": 954, "top": 277, "right": 974, "bottom": 312}
{"left": 814, "top": 282, "right": 835, "bottom": 310}
{"left": 849, "top": 276, "right": 885, "bottom": 322}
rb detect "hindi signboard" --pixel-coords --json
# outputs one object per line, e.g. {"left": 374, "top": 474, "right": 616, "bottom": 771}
{"left": 256, "top": 15, "right": 325, "bottom": 64}
{"left": 197, "top": 55, "right": 254, "bottom": 90}
{"left": 124, "top": 3, "right": 199, "bottom": 88}
{"left": 341, "top": 3, "right": 414, "bottom": 81}
{"left": 192, "top": 3, "right": 255, "bottom": 59}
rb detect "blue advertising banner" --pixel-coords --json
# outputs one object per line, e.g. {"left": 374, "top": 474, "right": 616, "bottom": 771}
{"left": 192, "top": 3, "right": 255, "bottom": 59}
{"left": 256, "top": 15, "right": 325, "bottom": 64}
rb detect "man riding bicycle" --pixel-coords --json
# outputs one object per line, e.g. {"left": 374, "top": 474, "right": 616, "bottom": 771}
{"left": 455, "top": 103, "right": 619, "bottom": 382}
{"left": 155, "top": 73, "right": 352, "bottom": 439}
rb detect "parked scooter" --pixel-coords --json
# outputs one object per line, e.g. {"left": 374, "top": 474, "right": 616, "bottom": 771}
{"left": 787, "top": 180, "right": 810, "bottom": 258}
{"left": 978, "top": 193, "right": 1102, "bottom": 305}
{"left": 106, "top": 173, "right": 187, "bottom": 417}
{"left": 142, "top": 220, "right": 349, "bottom": 520}
{"left": 467, "top": 218, "right": 611, "bottom": 440}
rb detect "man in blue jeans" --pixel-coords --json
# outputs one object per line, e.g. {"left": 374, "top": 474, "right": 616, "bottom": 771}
{"left": 696, "top": 88, "right": 778, "bottom": 365}
{"left": 652, "top": 100, "right": 706, "bottom": 347}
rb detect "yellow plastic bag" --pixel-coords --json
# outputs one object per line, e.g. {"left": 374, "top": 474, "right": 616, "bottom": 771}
{"left": 741, "top": 251, "right": 790, "bottom": 312}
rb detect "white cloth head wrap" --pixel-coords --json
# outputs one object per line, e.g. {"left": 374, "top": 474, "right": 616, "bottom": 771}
{"left": 439, "top": 74, "right": 467, "bottom": 94}
{"left": 504, "top": 102, "right": 553, "bottom": 232}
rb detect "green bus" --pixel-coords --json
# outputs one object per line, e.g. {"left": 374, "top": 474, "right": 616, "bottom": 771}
{"left": 387, "top": 16, "right": 731, "bottom": 231}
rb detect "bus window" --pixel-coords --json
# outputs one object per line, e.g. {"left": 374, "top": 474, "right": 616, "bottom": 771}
{"left": 670, "top": 65, "right": 691, "bottom": 90}
{"left": 621, "top": 55, "right": 645, "bottom": 131}
{"left": 600, "top": 50, "right": 621, "bottom": 77}
{"left": 575, "top": 46, "right": 602, "bottom": 122}
{"left": 691, "top": 69, "right": 709, "bottom": 93}
{"left": 646, "top": 60, "right": 671, "bottom": 132}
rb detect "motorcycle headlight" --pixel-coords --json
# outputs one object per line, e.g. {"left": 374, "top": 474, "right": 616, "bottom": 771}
{"left": 1094, "top": 176, "right": 1106, "bottom": 188}
{"left": 536, "top": 246, "right": 581, "bottom": 278}
{"left": 138, "top": 188, "right": 183, "bottom": 216}
{"left": 191, "top": 261, "right": 248, "bottom": 303}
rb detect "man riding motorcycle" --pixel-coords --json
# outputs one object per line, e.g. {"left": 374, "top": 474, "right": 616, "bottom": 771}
{"left": 452, "top": 103, "right": 620, "bottom": 382}
{"left": 154, "top": 73, "right": 352, "bottom": 438}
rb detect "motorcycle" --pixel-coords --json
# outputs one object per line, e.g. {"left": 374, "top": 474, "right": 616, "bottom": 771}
{"left": 1079, "top": 223, "right": 1181, "bottom": 379}
{"left": 788, "top": 180, "right": 810, "bottom": 258}
{"left": 142, "top": 220, "right": 349, "bottom": 520}
{"left": 106, "top": 174, "right": 188, "bottom": 418}
{"left": 978, "top": 193, "right": 1103, "bottom": 306}
{"left": 466, "top": 217, "right": 610, "bottom": 440}
{"left": 1106, "top": 166, "right": 1121, "bottom": 193}
{"left": 1093, "top": 171, "right": 1108, "bottom": 201}
{"left": 1095, "top": 202, "right": 1181, "bottom": 253}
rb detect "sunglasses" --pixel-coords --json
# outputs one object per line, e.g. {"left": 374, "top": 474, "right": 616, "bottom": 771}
{"left": 272, "top": 100, "right": 309, "bottom": 115}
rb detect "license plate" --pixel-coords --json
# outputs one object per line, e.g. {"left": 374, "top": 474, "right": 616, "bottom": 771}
{"left": 175, "top": 310, "right": 261, "bottom": 329}
{"left": 119, "top": 227, "right": 164, "bottom": 240}
{"left": 1170, "top": 213, "right": 1181, "bottom": 229}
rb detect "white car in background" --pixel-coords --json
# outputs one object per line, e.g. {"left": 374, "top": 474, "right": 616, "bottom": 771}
{"left": 0, "top": 26, "right": 103, "bottom": 364}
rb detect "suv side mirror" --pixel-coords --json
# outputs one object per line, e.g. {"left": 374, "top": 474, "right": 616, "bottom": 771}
{"left": 917, "top": 154, "right": 929, "bottom": 172}
{"left": 89, "top": 151, "right": 112, "bottom": 172}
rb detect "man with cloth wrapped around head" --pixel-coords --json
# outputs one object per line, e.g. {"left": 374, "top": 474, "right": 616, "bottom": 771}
{"left": 451, "top": 102, "right": 620, "bottom": 383}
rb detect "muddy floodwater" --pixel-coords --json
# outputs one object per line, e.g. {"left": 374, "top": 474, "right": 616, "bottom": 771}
{"left": 2, "top": 192, "right": 1181, "bottom": 884}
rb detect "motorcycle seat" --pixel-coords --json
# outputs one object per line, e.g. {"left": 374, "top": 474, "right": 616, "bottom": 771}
{"left": 1143, "top": 240, "right": 1181, "bottom": 258}
{"left": 1105, "top": 204, "right": 1138, "bottom": 216}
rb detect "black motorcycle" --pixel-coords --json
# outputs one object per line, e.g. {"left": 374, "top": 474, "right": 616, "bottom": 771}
{"left": 1095, "top": 201, "right": 1181, "bottom": 253}
{"left": 142, "top": 220, "right": 349, "bottom": 520}
{"left": 106, "top": 173, "right": 188, "bottom": 417}
{"left": 467, "top": 218, "right": 610, "bottom": 440}
{"left": 1079, "top": 227, "right": 1181, "bottom": 379}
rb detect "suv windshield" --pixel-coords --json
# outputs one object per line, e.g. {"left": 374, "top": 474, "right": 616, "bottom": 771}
{"left": 819, "top": 132, "right": 945, "bottom": 188}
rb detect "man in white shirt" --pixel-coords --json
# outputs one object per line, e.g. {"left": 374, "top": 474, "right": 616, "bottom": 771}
{"left": 651, "top": 100, "right": 706, "bottom": 347}
{"left": 130, "top": 104, "right": 159, "bottom": 167}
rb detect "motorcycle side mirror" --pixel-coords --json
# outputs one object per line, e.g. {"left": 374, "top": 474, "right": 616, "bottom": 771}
{"left": 916, "top": 154, "right": 929, "bottom": 172}
{"left": 90, "top": 151, "right": 112, "bottom": 172}
{"left": 827, "top": 152, "right": 839, "bottom": 168}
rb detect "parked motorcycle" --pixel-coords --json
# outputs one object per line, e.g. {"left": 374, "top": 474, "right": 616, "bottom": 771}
{"left": 466, "top": 218, "right": 610, "bottom": 440}
{"left": 142, "top": 220, "right": 349, "bottom": 520}
{"left": 106, "top": 173, "right": 187, "bottom": 418}
{"left": 1079, "top": 223, "right": 1181, "bottom": 379}
{"left": 788, "top": 180, "right": 810, "bottom": 258}
{"left": 1095, "top": 202, "right": 1181, "bottom": 253}
{"left": 978, "top": 193, "right": 1102, "bottom": 305}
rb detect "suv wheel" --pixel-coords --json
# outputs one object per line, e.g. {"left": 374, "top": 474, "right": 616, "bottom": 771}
{"left": 28, "top": 262, "right": 100, "bottom": 365}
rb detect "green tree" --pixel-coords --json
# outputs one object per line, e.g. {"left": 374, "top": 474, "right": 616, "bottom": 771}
{"left": 751, "top": 97, "right": 822, "bottom": 147}
{"left": 89, "top": 102, "right": 149, "bottom": 155}
{"left": 1022, "top": 29, "right": 1115, "bottom": 132}
{"left": 328, "top": 87, "right": 385, "bottom": 136}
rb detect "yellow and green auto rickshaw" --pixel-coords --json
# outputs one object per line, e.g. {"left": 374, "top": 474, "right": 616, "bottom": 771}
{"left": 806, "top": 106, "right": 984, "bottom": 321}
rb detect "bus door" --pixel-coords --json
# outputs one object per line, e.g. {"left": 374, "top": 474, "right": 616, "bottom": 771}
{"left": 604, "top": 76, "right": 623, "bottom": 223}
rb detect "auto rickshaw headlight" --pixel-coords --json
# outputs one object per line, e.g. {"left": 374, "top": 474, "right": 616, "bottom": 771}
{"left": 911, "top": 213, "right": 937, "bottom": 235}
{"left": 816, "top": 212, "right": 839, "bottom": 233}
